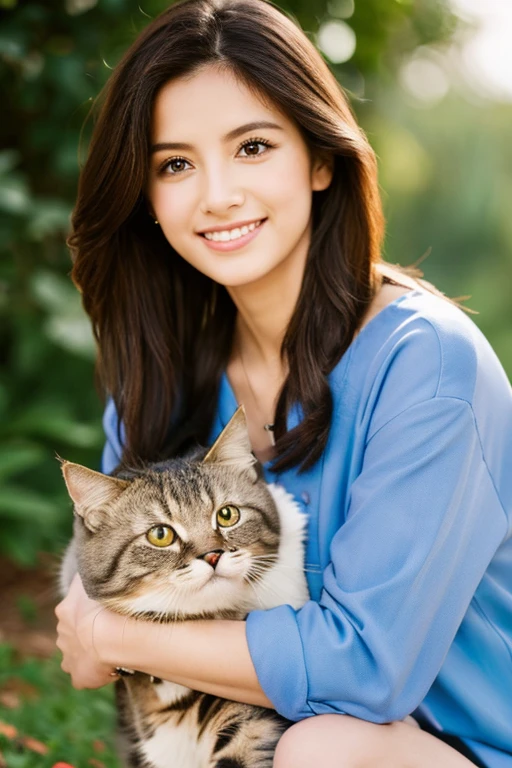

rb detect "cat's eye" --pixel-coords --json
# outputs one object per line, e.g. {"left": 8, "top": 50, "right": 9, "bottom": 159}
{"left": 147, "top": 525, "right": 176, "bottom": 547}
{"left": 216, "top": 505, "right": 241, "bottom": 528}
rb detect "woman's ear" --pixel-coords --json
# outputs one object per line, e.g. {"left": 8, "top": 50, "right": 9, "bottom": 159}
{"left": 311, "top": 152, "right": 334, "bottom": 192}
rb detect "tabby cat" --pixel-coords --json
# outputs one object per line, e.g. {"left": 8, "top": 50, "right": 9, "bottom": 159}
{"left": 60, "top": 406, "right": 309, "bottom": 768}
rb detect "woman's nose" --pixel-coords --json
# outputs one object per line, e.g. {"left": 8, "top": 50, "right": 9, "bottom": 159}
{"left": 199, "top": 167, "right": 244, "bottom": 215}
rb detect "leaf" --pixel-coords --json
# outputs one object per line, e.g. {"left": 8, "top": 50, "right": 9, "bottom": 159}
{"left": 30, "top": 271, "right": 96, "bottom": 359}
{"left": 0, "top": 486, "right": 60, "bottom": 522}
{"left": 0, "top": 444, "right": 47, "bottom": 482}
{"left": 0, "top": 150, "right": 21, "bottom": 176}
{"left": 44, "top": 317, "right": 96, "bottom": 360}
{"left": 7, "top": 405, "right": 103, "bottom": 448}
{"left": 0, "top": 177, "right": 30, "bottom": 215}
{"left": 26, "top": 200, "right": 72, "bottom": 242}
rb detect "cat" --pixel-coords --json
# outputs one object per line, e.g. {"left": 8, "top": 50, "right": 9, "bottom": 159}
{"left": 59, "top": 406, "right": 309, "bottom": 768}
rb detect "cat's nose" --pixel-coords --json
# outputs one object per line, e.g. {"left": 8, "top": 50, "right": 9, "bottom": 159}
{"left": 200, "top": 550, "right": 223, "bottom": 569}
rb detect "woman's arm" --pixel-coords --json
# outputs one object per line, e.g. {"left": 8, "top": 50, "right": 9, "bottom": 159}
{"left": 244, "top": 396, "right": 506, "bottom": 723}
{"left": 101, "top": 605, "right": 273, "bottom": 707}
{"left": 55, "top": 573, "right": 273, "bottom": 708}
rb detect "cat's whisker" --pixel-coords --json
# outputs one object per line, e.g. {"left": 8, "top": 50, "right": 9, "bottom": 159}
{"left": 253, "top": 554, "right": 322, "bottom": 574}
{"left": 269, "top": 562, "right": 323, "bottom": 575}
{"left": 253, "top": 556, "right": 322, "bottom": 573}
{"left": 121, "top": 613, "right": 130, "bottom": 652}
{"left": 249, "top": 552, "right": 278, "bottom": 558}
{"left": 248, "top": 564, "right": 301, "bottom": 586}
{"left": 245, "top": 571, "right": 300, "bottom": 606}
{"left": 244, "top": 575, "right": 280, "bottom": 607}
{"left": 246, "top": 565, "right": 272, "bottom": 574}
{"left": 244, "top": 576, "right": 265, "bottom": 610}
{"left": 250, "top": 551, "right": 322, "bottom": 573}
{"left": 247, "top": 560, "right": 277, "bottom": 572}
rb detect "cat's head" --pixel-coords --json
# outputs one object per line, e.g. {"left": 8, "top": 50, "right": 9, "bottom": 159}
{"left": 61, "top": 407, "right": 282, "bottom": 619}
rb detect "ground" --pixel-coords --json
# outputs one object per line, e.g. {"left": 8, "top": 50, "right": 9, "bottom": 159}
{"left": 0, "top": 556, "right": 119, "bottom": 767}
{"left": 0, "top": 554, "right": 58, "bottom": 659}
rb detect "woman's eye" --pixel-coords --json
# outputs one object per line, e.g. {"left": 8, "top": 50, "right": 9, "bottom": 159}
{"left": 147, "top": 525, "right": 176, "bottom": 547}
{"left": 158, "top": 139, "right": 272, "bottom": 176}
{"left": 160, "top": 157, "right": 190, "bottom": 175}
{"left": 216, "top": 505, "right": 241, "bottom": 528}
{"left": 238, "top": 140, "right": 272, "bottom": 158}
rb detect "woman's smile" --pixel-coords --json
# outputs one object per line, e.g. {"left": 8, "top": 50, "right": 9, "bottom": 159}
{"left": 198, "top": 217, "right": 267, "bottom": 251}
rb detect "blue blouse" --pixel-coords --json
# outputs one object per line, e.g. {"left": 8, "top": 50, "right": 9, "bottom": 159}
{"left": 101, "top": 290, "right": 512, "bottom": 768}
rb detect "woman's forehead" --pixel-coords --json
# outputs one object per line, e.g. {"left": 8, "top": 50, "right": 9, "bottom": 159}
{"left": 150, "top": 65, "right": 291, "bottom": 145}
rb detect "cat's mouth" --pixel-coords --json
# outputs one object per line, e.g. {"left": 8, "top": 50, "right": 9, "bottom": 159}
{"left": 195, "top": 565, "right": 235, "bottom": 590}
{"left": 203, "top": 572, "right": 225, "bottom": 586}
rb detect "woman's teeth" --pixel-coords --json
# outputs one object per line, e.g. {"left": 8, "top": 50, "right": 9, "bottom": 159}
{"left": 203, "top": 219, "right": 263, "bottom": 242}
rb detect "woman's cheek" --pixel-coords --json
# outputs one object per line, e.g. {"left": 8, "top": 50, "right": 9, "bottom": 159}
{"left": 155, "top": 187, "right": 194, "bottom": 244}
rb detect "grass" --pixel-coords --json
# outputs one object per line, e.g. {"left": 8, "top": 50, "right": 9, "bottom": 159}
{"left": 0, "top": 644, "right": 120, "bottom": 768}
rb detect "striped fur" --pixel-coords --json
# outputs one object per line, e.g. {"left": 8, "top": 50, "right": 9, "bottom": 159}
{"left": 61, "top": 409, "right": 309, "bottom": 767}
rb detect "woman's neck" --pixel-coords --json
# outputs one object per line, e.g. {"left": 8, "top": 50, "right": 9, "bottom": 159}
{"left": 226, "top": 250, "right": 306, "bottom": 366}
{"left": 224, "top": 245, "right": 306, "bottom": 460}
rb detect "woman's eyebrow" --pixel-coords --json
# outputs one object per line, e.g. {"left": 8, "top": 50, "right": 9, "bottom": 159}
{"left": 150, "top": 120, "right": 283, "bottom": 153}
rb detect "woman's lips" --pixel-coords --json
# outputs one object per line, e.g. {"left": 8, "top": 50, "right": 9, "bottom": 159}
{"left": 198, "top": 218, "right": 267, "bottom": 252}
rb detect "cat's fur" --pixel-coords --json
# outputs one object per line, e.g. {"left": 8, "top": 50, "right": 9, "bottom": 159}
{"left": 60, "top": 407, "right": 309, "bottom": 768}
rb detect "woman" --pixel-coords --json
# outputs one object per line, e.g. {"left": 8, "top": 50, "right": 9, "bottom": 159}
{"left": 55, "top": 0, "right": 512, "bottom": 765}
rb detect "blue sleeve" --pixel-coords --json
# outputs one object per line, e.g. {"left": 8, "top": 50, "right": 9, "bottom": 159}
{"left": 100, "top": 397, "right": 124, "bottom": 475}
{"left": 245, "top": 396, "right": 507, "bottom": 722}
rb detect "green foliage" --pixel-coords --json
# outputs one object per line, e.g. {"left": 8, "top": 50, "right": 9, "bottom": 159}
{"left": 366, "top": 91, "right": 512, "bottom": 375}
{"left": 1, "top": 0, "right": 510, "bottom": 566}
{"left": 0, "top": 644, "right": 119, "bottom": 767}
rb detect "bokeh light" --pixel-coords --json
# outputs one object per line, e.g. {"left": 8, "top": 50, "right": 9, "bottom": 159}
{"left": 317, "top": 19, "right": 356, "bottom": 64}
{"left": 450, "top": 0, "right": 512, "bottom": 102}
{"left": 400, "top": 49, "right": 450, "bottom": 106}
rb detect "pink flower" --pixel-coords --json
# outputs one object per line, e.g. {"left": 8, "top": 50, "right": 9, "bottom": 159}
{"left": 52, "top": 763, "right": 77, "bottom": 768}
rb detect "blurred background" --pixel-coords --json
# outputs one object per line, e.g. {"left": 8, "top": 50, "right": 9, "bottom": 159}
{"left": 0, "top": 0, "right": 511, "bottom": 761}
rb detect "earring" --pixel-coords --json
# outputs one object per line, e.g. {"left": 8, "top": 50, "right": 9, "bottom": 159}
{"left": 154, "top": 219, "right": 159, "bottom": 225}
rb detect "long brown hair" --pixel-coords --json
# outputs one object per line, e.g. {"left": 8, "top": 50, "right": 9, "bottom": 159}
{"left": 68, "top": 0, "right": 385, "bottom": 473}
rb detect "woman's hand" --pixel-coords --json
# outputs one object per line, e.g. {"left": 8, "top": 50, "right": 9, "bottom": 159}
{"left": 55, "top": 576, "right": 271, "bottom": 707}
{"left": 55, "top": 573, "right": 118, "bottom": 689}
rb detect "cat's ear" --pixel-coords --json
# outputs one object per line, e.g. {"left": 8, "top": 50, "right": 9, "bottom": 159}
{"left": 60, "top": 459, "right": 130, "bottom": 532}
{"left": 203, "top": 405, "right": 258, "bottom": 481}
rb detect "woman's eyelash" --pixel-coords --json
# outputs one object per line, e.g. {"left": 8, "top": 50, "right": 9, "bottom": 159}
{"left": 157, "top": 137, "right": 275, "bottom": 176}
{"left": 236, "top": 136, "right": 274, "bottom": 156}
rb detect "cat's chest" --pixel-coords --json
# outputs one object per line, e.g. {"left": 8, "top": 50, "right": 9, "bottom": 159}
{"left": 142, "top": 725, "right": 207, "bottom": 768}
{"left": 153, "top": 680, "right": 193, "bottom": 707}
{"left": 127, "top": 680, "right": 211, "bottom": 768}
{"left": 141, "top": 718, "right": 209, "bottom": 768}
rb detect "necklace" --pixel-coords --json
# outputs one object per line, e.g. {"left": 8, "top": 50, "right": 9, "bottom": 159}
{"left": 238, "top": 343, "right": 276, "bottom": 447}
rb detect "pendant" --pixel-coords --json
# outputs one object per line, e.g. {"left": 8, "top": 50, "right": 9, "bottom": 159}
{"left": 264, "top": 423, "right": 275, "bottom": 446}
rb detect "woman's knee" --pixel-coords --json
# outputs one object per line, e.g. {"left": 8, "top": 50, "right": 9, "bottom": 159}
{"left": 273, "top": 714, "right": 373, "bottom": 768}
{"left": 273, "top": 714, "right": 476, "bottom": 768}
{"left": 273, "top": 718, "right": 321, "bottom": 768}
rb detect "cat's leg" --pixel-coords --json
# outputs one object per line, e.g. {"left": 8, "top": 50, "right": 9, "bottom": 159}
{"left": 205, "top": 702, "right": 289, "bottom": 768}
{"left": 124, "top": 679, "right": 205, "bottom": 768}
{"left": 115, "top": 679, "right": 151, "bottom": 768}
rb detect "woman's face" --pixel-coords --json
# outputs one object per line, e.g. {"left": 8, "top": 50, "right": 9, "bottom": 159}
{"left": 146, "top": 64, "right": 332, "bottom": 289}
